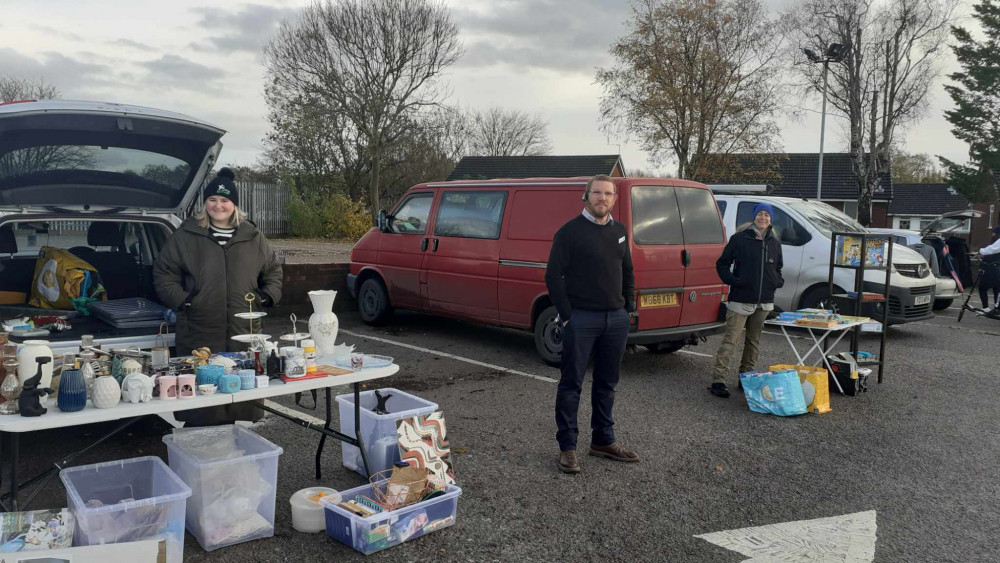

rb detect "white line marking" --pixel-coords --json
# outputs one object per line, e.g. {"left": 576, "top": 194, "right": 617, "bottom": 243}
{"left": 696, "top": 510, "right": 877, "bottom": 562}
{"left": 262, "top": 399, "right": 325, "bottom": 426}
{"left": 678, "top": 349, "right": 714, "bottom": 358}
{"left": 339, "top": 329, "right": 557, "bottom": 383}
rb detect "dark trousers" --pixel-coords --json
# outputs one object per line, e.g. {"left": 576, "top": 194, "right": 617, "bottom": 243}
{"left": 555, "top": 308, "right": 630, "bottom": 451}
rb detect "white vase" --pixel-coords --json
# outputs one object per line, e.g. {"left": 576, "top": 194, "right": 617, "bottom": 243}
{"left": 92, "top": 375, "right": 121, "bottom": 409}
{"left": 17, "top": 340, "right": 53, "bottom": 406}
{"left": 308, "top": 290, "right": 339, "bottom": 357}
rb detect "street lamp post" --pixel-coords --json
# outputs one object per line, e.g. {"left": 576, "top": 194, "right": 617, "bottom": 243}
{"left": 804, "top": 43, "right": 851, "bottom": 203}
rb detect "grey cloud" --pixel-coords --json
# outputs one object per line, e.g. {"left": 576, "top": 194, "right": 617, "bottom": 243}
{"left": 30, "top": 25, "right": 84, "bottom": 42}
{"left": 139, "top": 55, "right": 226, "bottom": 93}
{"left": 452, "top": 0, "right": 627, "bottom": 73}
{"left": 189, "top": 4, "right": 298, "bottom": 54}
{"left": 0, "top": 48, "right": 116, "bottom": 93}
{"left": 109, "top": 38, "right": 156, "bottom": 52}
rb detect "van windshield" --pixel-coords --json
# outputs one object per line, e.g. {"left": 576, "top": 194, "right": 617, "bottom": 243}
{"left": 786, "top": 200, "right": 866, "bottom": 238}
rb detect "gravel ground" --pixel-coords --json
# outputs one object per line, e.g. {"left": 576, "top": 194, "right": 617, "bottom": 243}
{"left": 269, "top": 239, "right": 354, "bottom": 264}
{"left": 9, "top": 302, "right": 1000, "bottom": 562}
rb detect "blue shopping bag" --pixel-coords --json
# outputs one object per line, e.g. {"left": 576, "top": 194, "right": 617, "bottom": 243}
{"left": 739, "top": 369, "right": 808, "bottom": 417}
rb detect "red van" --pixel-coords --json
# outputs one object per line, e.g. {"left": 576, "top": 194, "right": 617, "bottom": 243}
{"left": 348, "top": 177, "right": 728, "bottom": 365}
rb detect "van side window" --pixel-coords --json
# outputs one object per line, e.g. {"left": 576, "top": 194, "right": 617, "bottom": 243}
{"left": 676, "top": 188, "right": 725, "bottom": 244}
{"left": 717, "top": 200, "right": 727, "bottom": 217}
{"left": 434, "top": 191, "right": 507, "bottom": 239}
{"left": 736, "top": 202, "right": 812, "bottom": 247}
{"left": 631, "top": 186, "right": 683, "bottom": 245}
{"left": 390, "top": 193, "right": 433, "bottom": 234}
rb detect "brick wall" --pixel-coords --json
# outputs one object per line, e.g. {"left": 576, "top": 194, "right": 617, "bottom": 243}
{"left": 280, "top": 263, "right": 355, "bottom": 312}
{"left": 870, "top": 202, "right": 889, "bottom": 228}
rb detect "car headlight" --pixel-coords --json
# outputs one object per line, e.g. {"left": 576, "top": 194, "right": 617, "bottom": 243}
{"left": 918, "top": 264, "right": 930, "bottom": 278}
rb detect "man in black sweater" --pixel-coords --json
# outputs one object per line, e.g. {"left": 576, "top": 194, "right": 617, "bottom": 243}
{"left": 545, "top": 174, "right": 638, "bottom": 474}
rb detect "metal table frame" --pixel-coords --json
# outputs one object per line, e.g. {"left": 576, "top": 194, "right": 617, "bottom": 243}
{"left": 765, "top": 320, "right": 868, "bottom": 394}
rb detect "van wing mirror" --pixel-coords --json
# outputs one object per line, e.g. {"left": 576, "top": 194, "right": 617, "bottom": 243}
{"left": 377, "top": 210, "right": 390, "bottom": 232}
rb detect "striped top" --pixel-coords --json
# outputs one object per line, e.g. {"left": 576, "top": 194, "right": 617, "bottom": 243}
{"left": 209, "top": 225, "right": 235, "bottom": 246}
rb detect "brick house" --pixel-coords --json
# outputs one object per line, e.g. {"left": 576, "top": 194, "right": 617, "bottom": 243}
{"left": 887, "top": 183, "right": 971, "bottom": 231}
{"left": 701, "top": 153, "right": 893, "bottom": 226}
{"left": 447, "top": 154, "right": 625, "bottom": 180}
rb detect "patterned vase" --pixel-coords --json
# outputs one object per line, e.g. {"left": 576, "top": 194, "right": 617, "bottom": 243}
{"left": 307, "top": 290, "right": 339, "bottom": 357}
{"left": 0, "top": 368, "right": 20, "bottom": 414}
{"left": 92, "top": 375, "right": 121, "bottom": 409}
{"left": 57, "top": 368, "right": 87, "bottom": 413}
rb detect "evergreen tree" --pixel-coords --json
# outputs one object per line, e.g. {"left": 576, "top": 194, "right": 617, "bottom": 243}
{"left": 940, "top": 0, "right": 1000, "bottom": 203}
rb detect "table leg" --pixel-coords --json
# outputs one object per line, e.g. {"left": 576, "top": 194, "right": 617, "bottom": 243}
{"left": 781, "top": 327, "right": 808, "bottom": 365}
{"left": 9, "top": 433, "right": 17, "bottom": 512}
{"left": 355, "top": 383, "right": 372, "bottom": 479}
{"left": 314, "top": 387, "right": 332, "bottom": 480}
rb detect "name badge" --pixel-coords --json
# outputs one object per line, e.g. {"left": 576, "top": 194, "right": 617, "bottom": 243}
{"left": 618, "top": 236, "right": 626, "bottom": 244}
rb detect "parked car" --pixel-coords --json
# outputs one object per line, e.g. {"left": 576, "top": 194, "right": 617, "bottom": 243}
{"left": 712, "top": 192, "right": 937, "bottom": 324}
{"left": 867, "top": 227, "right": 963, "bottom": 310}
{"left": 0, "top": 99, "right": 225, "bottom": 355}
{"left": 348, "top": 177, "right": 729, "bottom": 365}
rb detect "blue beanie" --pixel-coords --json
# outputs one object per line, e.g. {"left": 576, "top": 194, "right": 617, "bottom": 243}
{"left": 752, "top": 202, "right": 774, "bottom": 219}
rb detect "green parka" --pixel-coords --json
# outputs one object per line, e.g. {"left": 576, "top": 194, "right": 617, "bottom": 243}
{"left": 153, "top": 217, "right": 282, "bottom": 354}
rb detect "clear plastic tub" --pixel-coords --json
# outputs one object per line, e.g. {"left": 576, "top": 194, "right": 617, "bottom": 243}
{"left": 321, "top": 482, "right": 461, "bottom": 554}
{"left": 59, "top": 456, "right": 191, "bottom": 563}
{"left": 335, "top": 388, "right": 438, "bottom": 476}
{"left": 162, "top": 425, "right": 283, "bottom": 551}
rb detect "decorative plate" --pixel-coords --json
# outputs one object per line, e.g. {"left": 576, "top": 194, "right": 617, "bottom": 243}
{"left": 331, "top": 354, "right": 394, "bottom": 370}
{"left": 234, "top": 312, "right": 268, "bottom": 320}
{"left": 280, "top": 332, "right": 313, "bottom": 342}
{"left": 231, "top": 334, "right": 271, "bottom": 343}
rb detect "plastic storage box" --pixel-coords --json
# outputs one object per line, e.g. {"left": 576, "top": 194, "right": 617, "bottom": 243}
{"left": 59, "top": 456, "right": 192, "bottom": 563}
{"left": 321, "top": 482, "right": 461, "bottom": 554}
{"left": 162, "top": 425, "right": 284, "bottom": 551}
{"left": 336, "top": 388, "right": 438, "bottom": 476}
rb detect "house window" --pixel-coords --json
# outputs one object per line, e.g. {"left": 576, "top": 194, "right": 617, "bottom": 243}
{"left": 842, "top": 201, "right": 859, "bottom": 219}
{"left": 898, "top": 219, "right": 910, "bottom": 230}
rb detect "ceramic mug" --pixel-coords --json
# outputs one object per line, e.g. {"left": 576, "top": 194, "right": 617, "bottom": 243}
{"left": 178, "top": 374, "right": 196, "bottom": 399}
{"left": 158, "top": 375, "right": 178, "bottom": 400}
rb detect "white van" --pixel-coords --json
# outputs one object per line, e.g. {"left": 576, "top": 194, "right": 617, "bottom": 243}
{"left": 712, "top": 194, "right": 937, "bottom": 325}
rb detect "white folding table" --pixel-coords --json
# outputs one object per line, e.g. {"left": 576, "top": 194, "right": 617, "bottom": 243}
{"left": 764, "top": 319, "right": 869, "bottom": 394}
{"left": 0, "top": 364, "right": 398, "bottom": 512}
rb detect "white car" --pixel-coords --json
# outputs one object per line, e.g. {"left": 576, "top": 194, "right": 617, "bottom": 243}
{"left": 713, "top": 192, "right": 937, "bottom": 325}
{"left": 0, "top": 100, "right": 225, "bottom": 355}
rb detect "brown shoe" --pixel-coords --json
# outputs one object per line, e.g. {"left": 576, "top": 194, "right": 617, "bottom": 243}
{"left": 589, "top": 442, "right": 639, "bottom": 462}
{"left": 558, "top": 450, "right": 581, "bottom": 473}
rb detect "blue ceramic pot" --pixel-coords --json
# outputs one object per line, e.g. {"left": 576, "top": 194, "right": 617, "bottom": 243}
{"left": 218, "top": 373, "right": 242, "bottom": 394}
{"left": 238, "top": 369, "right": 256, "bottom": 390}
{"left": 57, "top": 368, "right": 87, "bottom": 412}
{"left": 196, "top": 364, "right": 224, "bottom": 386}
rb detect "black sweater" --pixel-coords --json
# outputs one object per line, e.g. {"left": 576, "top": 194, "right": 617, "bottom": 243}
{"left": 545, "top": 214, "right": 636, "bottom": 321}
{"left": 715, "top": 226, "right": 784, "bottom": 304}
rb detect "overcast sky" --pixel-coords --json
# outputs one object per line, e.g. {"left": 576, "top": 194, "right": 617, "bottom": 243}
{"left": 0, "top": 0, "right": 974, "bottom": 176}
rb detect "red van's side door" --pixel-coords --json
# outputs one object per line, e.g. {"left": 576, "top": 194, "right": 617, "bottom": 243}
{"left": 627, "top": 184, "right": 685, "bottom": 330}
{"left": 422, "top": 189, "right": 508, "bottom": 322}
{"left": 498, "top": 186, "right": 585, "bottom": 328}
{"left": 377, "top": 191, "right": 435, "bottom": 310}
{"left": 674, "top": 186, "right": 727, "bottom": 325}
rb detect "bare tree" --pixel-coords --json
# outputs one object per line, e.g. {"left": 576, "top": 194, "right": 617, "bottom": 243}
{"left": 465, "top": 107, "right": 552, "bottom": 156}
{"left": 0, "top": 74, "right": 59, "bottom": 103}
{"left": 597, "top": 0, "right": 784, "bottom": 180}
{"left": 262, "top": 0, "right": 461, "bottom": 216}
{"left": 787, "top": 0, "right": 956, "bottom": 225}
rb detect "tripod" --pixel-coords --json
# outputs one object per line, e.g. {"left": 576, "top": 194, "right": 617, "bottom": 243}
{"left": 958, "top": 256, "right": 999, "bottom": 322}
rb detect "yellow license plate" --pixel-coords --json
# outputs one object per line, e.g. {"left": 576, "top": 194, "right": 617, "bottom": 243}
{"left": 640, "top": 293, "right": 678, "bottom": 308}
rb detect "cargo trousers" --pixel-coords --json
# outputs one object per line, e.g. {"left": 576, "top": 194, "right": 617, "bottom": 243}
{"left": 710, "top": 307, "right": 769, "bottom": 384}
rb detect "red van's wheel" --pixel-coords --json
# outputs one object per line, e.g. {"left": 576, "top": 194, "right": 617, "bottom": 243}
{"left": 533, "top": 305, "right": 563, "bottom": 367}
{"left": 358, "top": 278, "right": 393, "bottom": 325}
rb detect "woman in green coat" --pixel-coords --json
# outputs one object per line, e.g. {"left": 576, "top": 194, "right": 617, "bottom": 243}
{"left": 154, "top": 168, "right": 283, "bottom": 355}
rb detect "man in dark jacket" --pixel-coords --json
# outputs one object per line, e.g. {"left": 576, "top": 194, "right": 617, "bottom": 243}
{"left": 545, "top": 174, "right": 638, "bottom": 474}
{"left": 709, "top": 202, "right": 784, "bottom": 398}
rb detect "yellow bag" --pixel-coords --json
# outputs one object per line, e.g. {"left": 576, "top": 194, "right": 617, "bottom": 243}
{"left": 28, "top": 247, "right": 107, "bottom": 311}
{"left": 769, "top": 364, "right": 832, "bottom": 414}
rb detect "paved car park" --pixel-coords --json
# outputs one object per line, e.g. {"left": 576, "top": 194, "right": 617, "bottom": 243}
{"left": 14, "top": 303, "right": 1000, "bottom": 562}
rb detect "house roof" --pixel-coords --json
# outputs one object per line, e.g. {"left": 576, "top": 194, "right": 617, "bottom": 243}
{"left": 887, "top": 183, "right": 970, "bottom": 216}
{"left": 447, "top": 155, "right": 623, "bottom": 180}
{"left": 704, "top": 153, "right": 893, "bottom": 201}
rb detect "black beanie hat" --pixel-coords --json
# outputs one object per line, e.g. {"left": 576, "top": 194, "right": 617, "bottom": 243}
{"left": 204, "top": 167, "right": 238, "bottom": 206}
